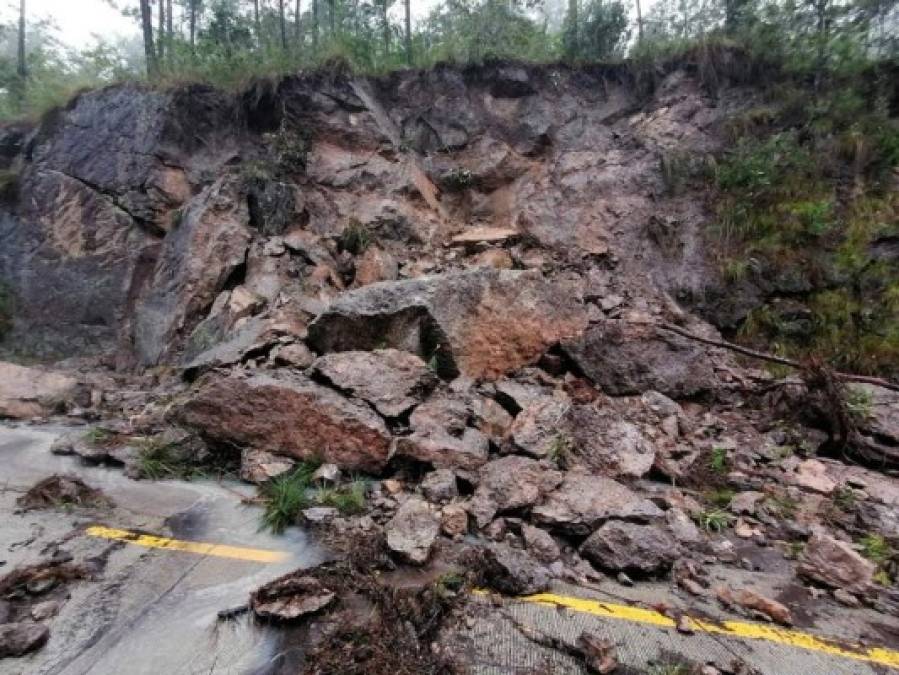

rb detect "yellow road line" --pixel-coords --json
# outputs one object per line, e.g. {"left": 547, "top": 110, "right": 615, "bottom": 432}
{"left": 499, "top": 591, "right": 899, "bottom": 670}
{"left": 85, "top": 525, "right": 290, "bottom": 564}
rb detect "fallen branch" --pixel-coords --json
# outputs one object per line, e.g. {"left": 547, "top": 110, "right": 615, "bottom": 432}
{"left": 655, "top": 322, "right": 899, "bottom": 393}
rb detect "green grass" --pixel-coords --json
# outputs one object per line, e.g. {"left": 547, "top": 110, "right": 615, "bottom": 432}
{"left": 82, "top": 427, "right": 114, "bottom": 446}
{"left": 647, "top": 662, "right": 691, "bottom": 675}
{"left": 846, "top": 388, "right": 874, "bottom": 420}
{"left": 547, "top": 434, "right": 574, "bottom": 468}
{"left": 696, "top": 508, "right": 735, "bottom": 532}
{"left": 709, "top": 446, "right": 729, "bottom": 474}
{"left": 338, "top": 219, "right": 373, "bottom": 255}
{"left": 135, "top": 437, "right": 203, "bottom": 481}
{"left": 705, "top": 488, "right": 736, "bottom": 508}
{"left": 313, "top": 479, "right": 368, "bottom": 515}
{"left": 766, "top": 493, "right": 799, "bottom": 518}
{"left": 859, "top": 534, "right": 893, "bottom": 565}
{"left": 260, "top": 462, "right": 369, "bottom": 533}
{"left": 832, "top": 485, "right": 857, "bottom": 512}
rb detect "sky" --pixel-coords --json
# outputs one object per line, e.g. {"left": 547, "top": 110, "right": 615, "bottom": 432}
{"left": 0, "top": 0, "right": 448, "bottom": 49}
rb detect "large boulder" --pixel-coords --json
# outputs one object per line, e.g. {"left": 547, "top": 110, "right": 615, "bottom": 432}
{"left": 391, "top": 392, "right": 491, "bottom": 470}
{"left": 469, "top": 456, "right": 563, "bottom": 527}
{"left": 798, "top": 532, "right": 876, "bottom": 595}
{"left": 0, "top": 362, "right": 81, "bottom": 419}
{"left": 311, "top": 349, "right": 438, "bottom": 417}
{"left": 531, "top": 472, "right": 663, "bottom": 536}
{"left": 307, "top": 268, "right": 587, "bottom": 381}
{"left": 0, "top": 621, "right": 50, "bottom": 657}
{"left": 133, "top": 177, "right": 252, "bottom": 365}
{"left": 562, "top": 320, "right": 716, "bottom": 397}
{"left": 170, "top": 370, "right": 391, "bottom": 472}
{"left": 386, "top": 497, "right": 441, "bottom": 565}
{"left": 849, "top": 383, "right": 899, "bottom": 466}
{"left": 483, "top": 542, "right": 550, "bottom": 595}
{"left": 580, "top": 521, "right": 679, "bottom": 575}
{"left": 565, "top": 406, "right": 658, "bottom": 478}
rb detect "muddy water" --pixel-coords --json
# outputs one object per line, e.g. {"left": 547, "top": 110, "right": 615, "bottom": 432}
{"left": 0, "top": 423, "right": 324, "bottom": 675}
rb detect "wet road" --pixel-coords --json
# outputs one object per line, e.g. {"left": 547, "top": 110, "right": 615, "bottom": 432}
{"left": 0, "top": 424, "right": 323, "bottom": 675}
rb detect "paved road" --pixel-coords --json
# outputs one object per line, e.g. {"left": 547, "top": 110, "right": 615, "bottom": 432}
{"left": 3, "top": 423, "right": 899, "bottom": 674}
{"left": 0, "top": 424, "right": 323, "bottom": 675}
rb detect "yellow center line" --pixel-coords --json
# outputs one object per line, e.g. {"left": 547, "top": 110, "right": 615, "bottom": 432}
{"left": 85, "top": 525, "right": 290, "bottom": 564}
{"left": 484, "top": 590, "right": 899, "bottom": 670}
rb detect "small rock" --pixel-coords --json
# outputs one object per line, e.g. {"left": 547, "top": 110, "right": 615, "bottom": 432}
{"left": 522, "top": 524, "right": 561, "bottom": 564}
{"left": 240, "top": 449, "right": 295, "bottom": 484}
{"left": 666, "top": 507, "right": 702, "bottom": 544}
{"left": 483, "top": 542, "right": 550, "bottom": 595}
{"left": 26, "top": 577, "right": 57, "bottom": 595}
{"left": 0, "top": 622, "right": 50, "bottom": 657}
{"left": 729, "top": 491, "right": 765, "bottom": 516}
{"left": 484, "top": 518, "right": 507, "bottom": 541}
{"left": 833, "top": 588, "right": 862, "bottom": 607}
{"left": 421, "top": 469, "right": 458, "bottom": 503}
{"left": 793, "top": 459, "right": 837, "bottom": 495}
{"left": 30, "top": 601, "right": 60, "bottom": 621}
{"left": 311, "top": 463, "right": 341, "bottom": 485}
{"left": 676, "top": 614, "right": 694, "bottom": 634}
{"left": 382, "top": 479, "right": 404, "bottom": 495}
{"left": 798, "top": 532, "right": 876, "bottom": 594}
{"left": 734, "top": 518, "right": 763, "bottom": 539}
{"left": 385, "top": 497, "right": 440, "bottom": 565}
{"left": 272, "top": 342, "right": 316, "bottom": 368}
{"left": 716, "top": 586, "right": 792, "bottom": 626}
{"left": 440, "top": 504, "right": 469, "bottom": 537}
{"left": 250, "top": 574, "right": 336, "bottom": 621}
{"left": 616, "top": 572, "right": 634, "bottom": 587}
{"left": 301, "top": 507, "right": 339, "bottom": 523}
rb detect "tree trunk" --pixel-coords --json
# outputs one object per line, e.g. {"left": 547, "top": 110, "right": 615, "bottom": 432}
{"left": 382, "top": 2, "right": 390, "bottom": 57}
{"left": 16, "top": 0, "right": 26, "bottom": 81}
{"left": 313, "top": 0, "right": 319, "bottom": 47}
{"left": 635, "top": 0, "right": 643, "bottom": 41}
{"left": 253, "top": 0, "right": 261, "bottom": 42}
{"left": 295, "top": 0, "right": 302, "bottom": 42}
{"left": 279, "top": 0, "right": 287, "bottom": 48}
{"left": 566, "top": 0, "right": 578, "bottom": 58}
{"left": 157, "top": 0, "right": 165, "bottom": 60}
{"left": 189, "top": 0, "right": 197, "bottom": 52}
{"left": 328, "top": 0, "right": 335, "bottom": 35}
{"left": 140, "top": 0, "right": 158, "bottom": 76}
{"left": 404, "top": 0, "right": 411, "bottom": 65}
{"left": 166, "top": 0, "right": 173, "bottom": 48}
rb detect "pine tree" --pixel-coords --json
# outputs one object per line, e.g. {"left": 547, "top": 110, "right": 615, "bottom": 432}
{"left": 140, "top": 0, "right": 158, "bottom": 76}
{"left": 16, "top": 0, "right": 26, "bottom": 81}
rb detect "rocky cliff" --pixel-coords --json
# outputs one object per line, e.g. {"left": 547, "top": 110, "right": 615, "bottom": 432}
{"left": 0, "top": 61, "right": 745, "bottom": 369}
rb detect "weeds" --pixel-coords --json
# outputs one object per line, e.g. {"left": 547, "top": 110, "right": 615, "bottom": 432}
{"left": 859, "top": 534, "right": 893, "bottom": 565}
{"left": 846, "top": 387, "right": 873, "bottom": 420}
{"left": 705, "top": 487, "right": 736, "bottom": 508}
{"left": 873, "top": 569, "right": 893, "bottom": 587}
{"left": 82, "top": 427, "right": 114, "bottom": 447}
{"left": 766, "top": 493, "right": 798, "bottom": 518}
{"left": 697, "top": 508, "right": 735, "bottom": 532}
{"left": 135, "top": 437, "right": 203, "bottom": 481}
{"left": 547, "top": 434, "right": 574, "bottom": 469}
{"left": 832, "top": 485, "right": 857, "bottom": 512}
{"left": 338, "top": 219, "right": 373, "bottom": 255}
{"left": 260, "top": 463, "right": 369, "bottom": 533}
{"left": 441, "top": 167, "right": 474, "bottom": 191}
{"left": 709, "top": 446, "right": 730, "bottom": 473}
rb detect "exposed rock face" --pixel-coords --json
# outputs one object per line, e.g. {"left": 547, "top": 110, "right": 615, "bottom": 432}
{"left": 510, "top": 395, "right": 571, "bottom": 458}
{"left": 522, "top": 523, "right": 561, "bottom": 563}
{"left": 133, "top": 177, "right": 253, "bottom": 365}
{"left": 798, "top": 532, "right": 876, "bottom": 595}
{"left": 531, "top": 473, "right": 663, "bottom": 535}
{"left": 385, "top": 497, "right": 441, "bottom": 564}
{"left": 850, "top": 384, "right": 899, "bottom": 466}
{"left": 0, "top": 362, "right": 81, "bottom": 419}
{"left": 580, "top": 521, "right": 678, "bottom": 575}
{"left": 562, "top": 320, "right": 716, "bottom": 397}
{"left": 311, "top": 349, "right": 438, "bottom": 417}
{"left": 170, "top": 371, "right": 391, "bottom": 472}
{"left": 307, "top": 269, "right": 587, "bottom": 380}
